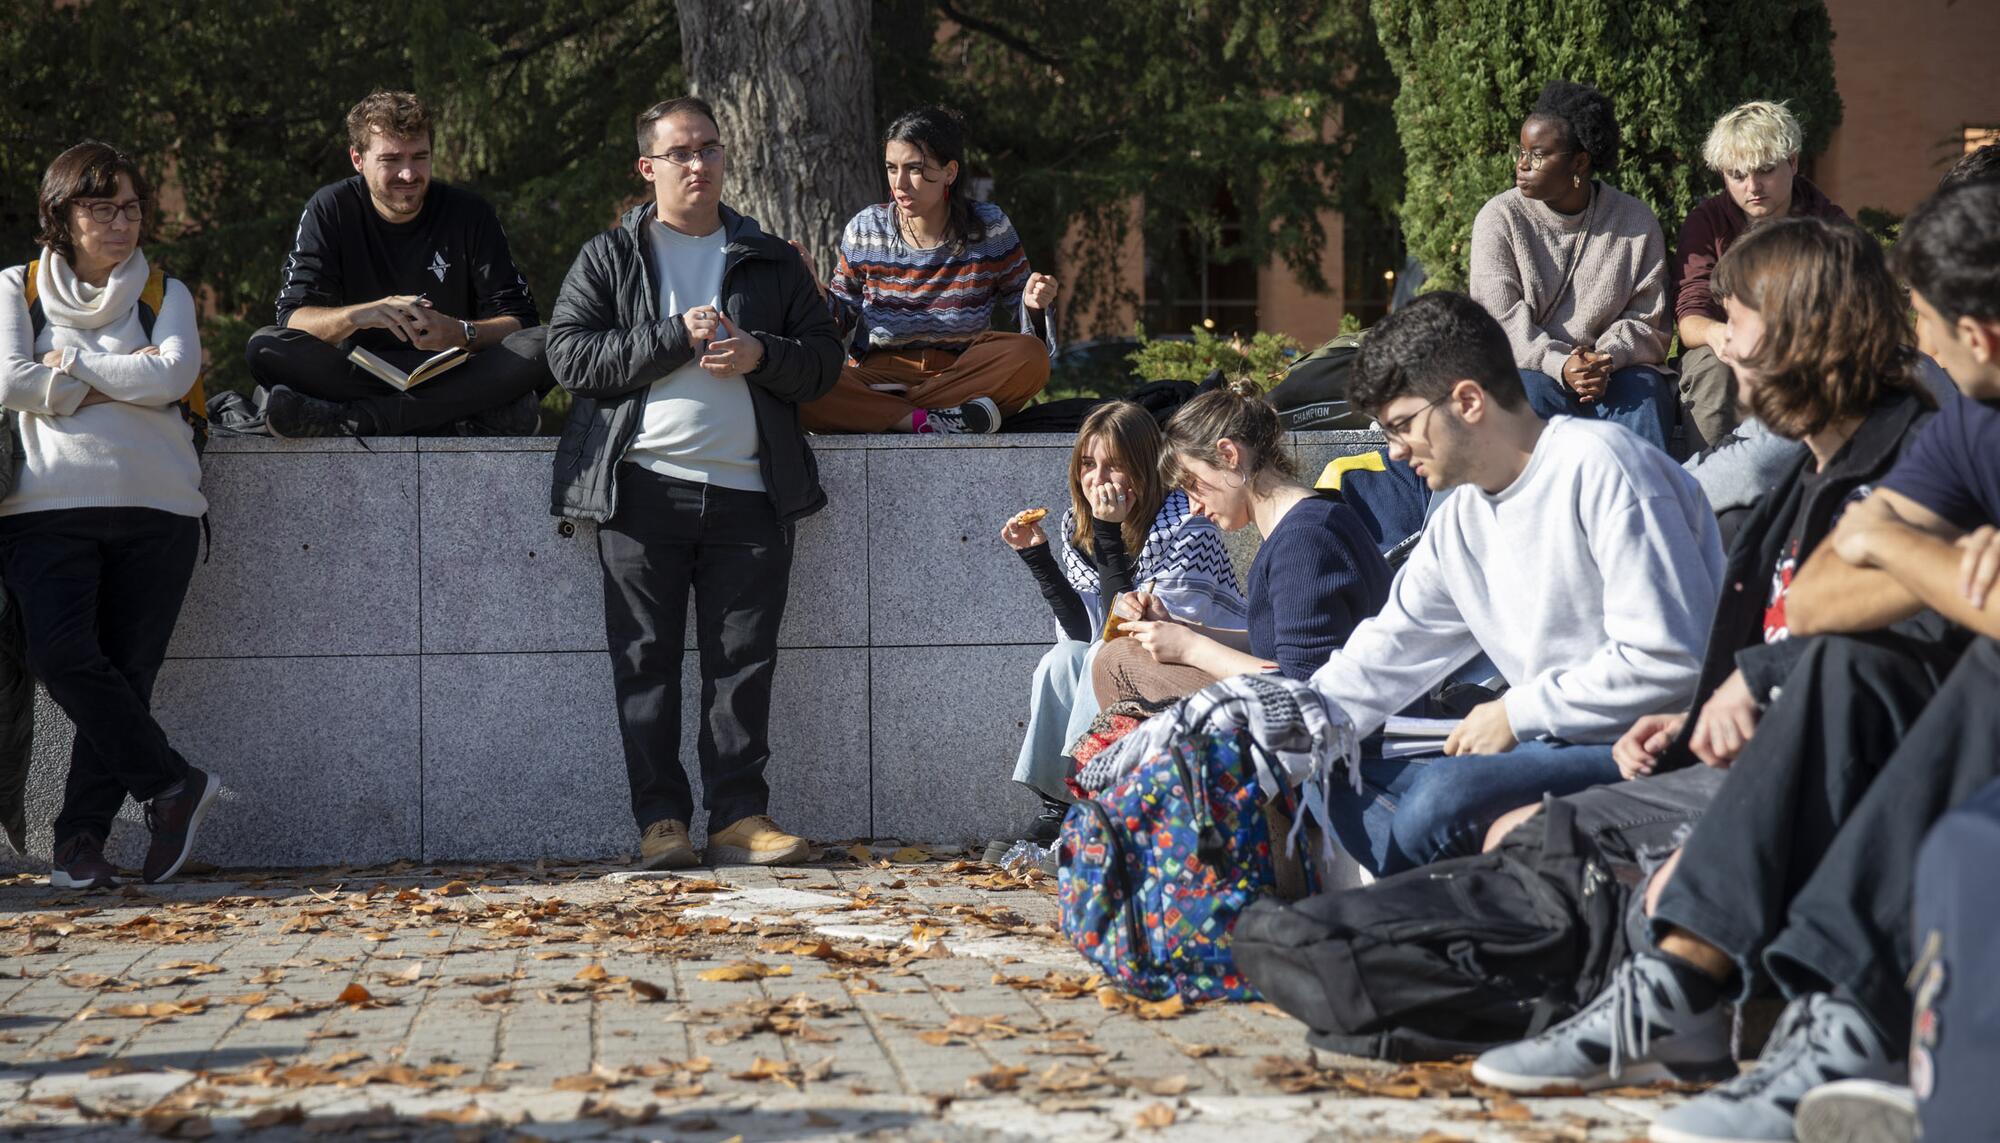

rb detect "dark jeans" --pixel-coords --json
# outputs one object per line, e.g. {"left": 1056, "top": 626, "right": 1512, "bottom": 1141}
{"left": 243, "top": 324, "right": 553, "bottom": 435}
{"left": 1520, "top": 365, "right": 1674, "bottom": 453}
{"left": 1328, "top": 739, "right": 1622, "bottom": 875}
{"left": 1650, "top": 628, "right": 1977, "bottom": 1050}
{"left": 598, "top": 466, "right": 793, "bottom": 832}
{"left": 0, "top": 508, "right": 199, "bottom": 849}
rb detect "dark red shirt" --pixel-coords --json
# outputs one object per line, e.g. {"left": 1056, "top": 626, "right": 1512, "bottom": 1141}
{"left": 1672, "top": 175, "right": 1848, "bottom": 325}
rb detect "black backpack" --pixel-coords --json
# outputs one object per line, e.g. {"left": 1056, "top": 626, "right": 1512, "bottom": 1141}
{"left": 1232, "top": 797, "right": 1631, "bottom": 1061}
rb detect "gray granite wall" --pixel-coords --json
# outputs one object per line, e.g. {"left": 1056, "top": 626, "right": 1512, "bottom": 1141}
{"left": 7, "top": 431, "right": 1383, "bottom": 870}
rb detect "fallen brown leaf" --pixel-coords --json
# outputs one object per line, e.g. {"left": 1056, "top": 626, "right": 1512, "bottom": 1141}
{"left": 1134, "top": 1102, "right": 1177, "bottom": 1130}
{"left": 696, "top": 960, "right": 790, "bottom": 982}
{"left": 969, "top": 1064, "right": 1029, "bottom": 1092}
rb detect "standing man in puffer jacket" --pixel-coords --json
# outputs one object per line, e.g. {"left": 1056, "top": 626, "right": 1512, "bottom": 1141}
{"left": 547, "top": 95, "right": 841, "bottom": 871}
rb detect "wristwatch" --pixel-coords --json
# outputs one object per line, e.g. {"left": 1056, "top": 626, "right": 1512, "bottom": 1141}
{"left": 460, "top": 319, "right": 477, "bottom": 349}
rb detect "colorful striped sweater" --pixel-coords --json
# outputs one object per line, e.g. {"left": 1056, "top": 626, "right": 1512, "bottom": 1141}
{"left": 826, "top": 200, "right": 1052, "bottom": 360}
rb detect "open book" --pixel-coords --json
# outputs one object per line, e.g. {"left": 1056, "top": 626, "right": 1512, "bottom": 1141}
{"left": 348, "top": 345, "right": 466, "bottom": 391}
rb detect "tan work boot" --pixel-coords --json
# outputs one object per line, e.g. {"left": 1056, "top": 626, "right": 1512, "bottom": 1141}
{"left": 706, "top": 814, "right": 811, "bottom": 866}
{"left": 639, "top": 819, "right": 698, "bottom": 870}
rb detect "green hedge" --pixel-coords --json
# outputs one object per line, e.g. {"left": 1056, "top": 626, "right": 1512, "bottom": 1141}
{"left": 1372, "top": 0, "right": 1842, "bottom": 291}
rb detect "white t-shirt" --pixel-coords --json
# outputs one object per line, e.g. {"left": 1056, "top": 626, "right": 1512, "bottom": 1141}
{"left": 625, "top": 219, "right": 763, "bottom": 492}
{"left": 1308, "top": 417, "right": 1724, "bottom": 743}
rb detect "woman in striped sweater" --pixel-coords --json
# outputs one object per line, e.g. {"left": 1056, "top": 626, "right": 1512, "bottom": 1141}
{"left": 800, "top": 106, "right": 1058, "bottom": 434}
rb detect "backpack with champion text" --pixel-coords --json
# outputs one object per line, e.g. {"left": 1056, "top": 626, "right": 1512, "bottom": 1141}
{"left": 18, "top": 258, "right": 209, "bottom": 454}
{"left": 1057, "top": 726, "right": 1313, "bottom": 1002}
{"left": 1230, "top": 796, "right": 1631, "bottom": 1061}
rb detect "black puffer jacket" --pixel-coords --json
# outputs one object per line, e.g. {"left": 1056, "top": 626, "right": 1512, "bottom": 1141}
{"left": 547, "top": 202, "right": 841, "bottom": 523}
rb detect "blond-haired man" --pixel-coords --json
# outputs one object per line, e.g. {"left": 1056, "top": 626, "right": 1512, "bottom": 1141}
{"left": 1672, "top": 101, "right": 1848, "bottom": 449}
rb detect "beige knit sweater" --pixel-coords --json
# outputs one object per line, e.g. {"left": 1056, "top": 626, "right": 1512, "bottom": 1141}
{"left": 1469, "top": 183, "right": 1671, "bottom": 379}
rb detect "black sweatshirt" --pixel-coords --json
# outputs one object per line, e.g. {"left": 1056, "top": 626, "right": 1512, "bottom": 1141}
{"left": 274, "top": 176, "right": 538, "bottom": 355}
{"left": 1017, "top": 519, "right": 1136, "bottom": 642}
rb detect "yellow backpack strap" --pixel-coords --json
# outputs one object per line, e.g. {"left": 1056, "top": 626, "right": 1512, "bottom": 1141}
{"left": 1316, "top": 450, "right": 1386, "bottom": 491}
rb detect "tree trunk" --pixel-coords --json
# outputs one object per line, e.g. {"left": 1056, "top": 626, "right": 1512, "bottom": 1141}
{"left": 677, "top": 0, "right": 876, "bottom": 277}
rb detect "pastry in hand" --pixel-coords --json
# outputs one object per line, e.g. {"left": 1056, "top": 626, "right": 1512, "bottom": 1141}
{"left": 1011, "top": 507, "right": 1049, "bottom": 526}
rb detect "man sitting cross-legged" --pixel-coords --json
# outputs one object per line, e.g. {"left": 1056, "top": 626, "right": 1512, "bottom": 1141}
{"left": 245, "top": 90, "right": 552, "bottom": 437}
{"left": 1472, "top": 180, "right": 2000, "bottom": 1143}
{"left": 1307, "top": 291, "right": 1724, "bottom": 876}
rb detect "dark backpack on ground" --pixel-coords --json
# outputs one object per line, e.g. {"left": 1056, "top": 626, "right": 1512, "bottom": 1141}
{"left": 1231, "top": 797, "right": 1631, "bottom": 1061}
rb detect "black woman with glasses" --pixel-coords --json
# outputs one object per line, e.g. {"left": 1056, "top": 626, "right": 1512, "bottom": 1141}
{"left": 1, "top": 141, "right": 219, "bottom": 888}
{"left": 1469, "top": 81, "right": 1676, "bottom": 453}
{"left": 244, "top": 90, "right": 552, "bottom": 438}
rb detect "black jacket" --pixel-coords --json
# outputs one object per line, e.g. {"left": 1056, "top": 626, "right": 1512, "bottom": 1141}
{"left": 547, "top": 203, "right": 841, "bottom": 523}
{"left": 1664, "top": 390, "right": 1933, "bottom": 768}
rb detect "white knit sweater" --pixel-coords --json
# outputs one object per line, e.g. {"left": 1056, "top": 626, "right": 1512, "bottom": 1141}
{"left": 0, "top": 253, "right": 206, "bottom": 518}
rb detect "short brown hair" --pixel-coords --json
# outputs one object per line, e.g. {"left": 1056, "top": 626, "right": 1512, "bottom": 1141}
{"left": 636, "top": 96, "right": 719, "bottom": 154}
{"left": 1068, "top": 401, "right": 1167, "bottom": 559}
{"left": 1712, "top": 217, "right": 1931, "bottom": 439}
{"left": 346, "top": 90, "right": 432, "bottom": 153}
{"left": 36, "top": 140, "right": 153, "bottom": 264}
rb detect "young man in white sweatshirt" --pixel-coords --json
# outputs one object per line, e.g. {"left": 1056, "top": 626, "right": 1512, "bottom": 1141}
{"left": 1310, "top": 291, "right": 1724, "bottom": 874}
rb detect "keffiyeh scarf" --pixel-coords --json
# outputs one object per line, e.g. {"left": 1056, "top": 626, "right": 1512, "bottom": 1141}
{"left": 1058, "top": 489, "right": 1248, "bottom": 632}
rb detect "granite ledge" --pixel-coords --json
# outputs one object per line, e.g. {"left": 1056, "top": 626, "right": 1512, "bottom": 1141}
{"left": 202, "top": 428, "right": 1386, "bottom": 457}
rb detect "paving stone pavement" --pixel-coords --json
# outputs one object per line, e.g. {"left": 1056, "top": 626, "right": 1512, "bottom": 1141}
{"left": 0, "top": 848, "right": 1675, "bottom": 1141}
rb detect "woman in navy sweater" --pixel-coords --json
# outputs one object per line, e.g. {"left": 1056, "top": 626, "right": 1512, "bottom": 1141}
{"left": 1094, "top": 381, "right": 1392, "bottom": 705}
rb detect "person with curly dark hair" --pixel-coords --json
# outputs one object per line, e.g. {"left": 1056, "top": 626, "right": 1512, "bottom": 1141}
{"left": 1470, "top": 80, "right": 1674, "bottom": 452}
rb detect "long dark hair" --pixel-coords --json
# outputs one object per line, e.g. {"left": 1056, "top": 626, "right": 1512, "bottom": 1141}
{"left": 883, "top": 106, "right": 985, "bottom": 255}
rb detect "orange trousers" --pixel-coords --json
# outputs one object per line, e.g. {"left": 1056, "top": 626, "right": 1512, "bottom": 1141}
{"left": 801, "top": 331, "right": 1050, "bottom": 433}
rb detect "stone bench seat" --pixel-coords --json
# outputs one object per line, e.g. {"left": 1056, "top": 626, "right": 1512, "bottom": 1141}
{"left": 9, "top": 430, "right": 1384, "bottom": 870}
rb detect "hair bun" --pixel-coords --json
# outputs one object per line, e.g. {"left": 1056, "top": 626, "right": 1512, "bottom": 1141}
{"left": 1225, "top": 376, "right": 1263, "bottom": 400}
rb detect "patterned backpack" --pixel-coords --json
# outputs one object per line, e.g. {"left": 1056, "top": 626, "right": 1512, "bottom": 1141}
{"left": 1057, "top": 726, "right": 1308, "bottom": 1002}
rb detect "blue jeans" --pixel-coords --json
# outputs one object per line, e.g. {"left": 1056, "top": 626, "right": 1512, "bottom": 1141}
{"left": 1520, "top": 365, "right": 1672, "bottom": 452}
{"left": 1326, "top": 739, "right": 1621, "bottom": 875}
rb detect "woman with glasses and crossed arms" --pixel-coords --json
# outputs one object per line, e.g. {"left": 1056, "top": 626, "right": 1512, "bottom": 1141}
{"left": 0, "top": 142, "right": 217, "bottom": 890}
{"left": 794, "top": 106, "right": 1058, "bottom": 436}
{"left": 1469, "top": 80, "right": 1676, "bottom": 453}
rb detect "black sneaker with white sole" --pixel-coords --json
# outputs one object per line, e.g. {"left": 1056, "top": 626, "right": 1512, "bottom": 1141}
{"left": 50, "top": 833, "right": 118, "bottom": 890}
{"left": 919, "top": 396, "right": 1001, "bottom": 435}
{"left": 142, "top": 767, "right": 219, "bottom": 884}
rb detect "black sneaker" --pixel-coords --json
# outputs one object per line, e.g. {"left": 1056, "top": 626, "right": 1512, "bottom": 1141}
{"left": 142, "top": 768, "right": 219, "bottom": 884}
{"left": 265, "top": 385, "right": 376, "bottom": 439}
{"left": 920, "top": 396, "right": 1001, "bottom": 435}
{"left": 50, "top": 834, "right": 118, "bottom": 890}
{"left": 455, "top": 390, "right": 542, "bottom": 436}
{"left": 981, "top": 795, "right": 1071, "bottom": 865}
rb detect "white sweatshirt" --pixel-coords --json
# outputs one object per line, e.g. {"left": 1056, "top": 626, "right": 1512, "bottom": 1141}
{"left": 1309, "top": 417, "right": 1723, "bottom": 743}
{"left": 0, "top": 261, "right": 206, "bottom": 518}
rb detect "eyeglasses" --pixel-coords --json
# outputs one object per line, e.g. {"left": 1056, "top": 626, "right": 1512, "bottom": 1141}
{"left": 644, "top": 144, "right": 725, "bottom": 168}
{"left": 1511, "top": 147, "right": 1576, "bottom": 172}
{"left": 73, "top": 200, "right": 143, "bottom": 224}
{"left": 1380, "top": 397, "right": 1445, "bottom": 446}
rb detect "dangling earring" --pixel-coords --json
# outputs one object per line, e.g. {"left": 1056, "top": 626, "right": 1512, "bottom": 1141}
{"left": 1572, "top": 173, "right": 1582, "bottom": 189}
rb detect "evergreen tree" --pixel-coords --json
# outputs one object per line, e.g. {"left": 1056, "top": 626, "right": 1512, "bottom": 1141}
{"left": 1371, "top": 0, "right": 1842, "bottom": 291}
